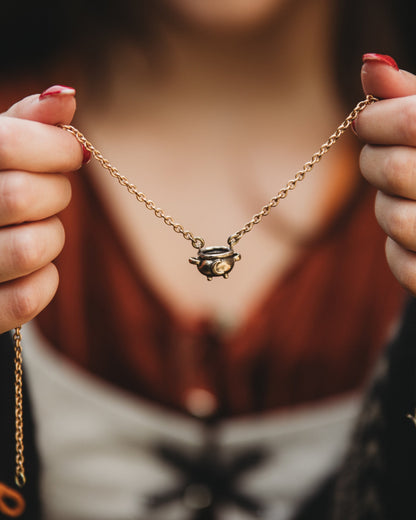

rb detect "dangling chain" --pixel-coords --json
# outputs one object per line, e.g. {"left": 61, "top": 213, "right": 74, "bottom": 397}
{"left": 13, "top": 326, "right": 25, "bottom": 489}
{"left": 10, "top": 94, "right": 378, "bottom": 488}
{"left": 60, "top": 95, "right": 378, "bottom": 250}
{"left": 59, "top": 95, "right": 378, "bottom": 279}
{"left": 227, "top": 95, "right": 378, "bottom": 246}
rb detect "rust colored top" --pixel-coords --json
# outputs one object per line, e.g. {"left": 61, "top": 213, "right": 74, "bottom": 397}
{"left": 37, "top": 171, "right": 405, "bottom": 418}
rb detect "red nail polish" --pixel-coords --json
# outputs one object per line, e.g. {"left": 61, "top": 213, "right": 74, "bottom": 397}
{"left": 39, "top": 85, "right": 76, "bottom": 100}
{"left": 362, "top": 53, "right": 399, "bottom": 71}
{"left": 351, "top": 119, "right": 358, "bottom": 136}
{"left": 81, "top": 145, "right": 92, "bottom": 165}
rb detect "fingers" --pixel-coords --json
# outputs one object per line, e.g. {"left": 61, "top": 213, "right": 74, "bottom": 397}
{"left": 0, "top": 210, "right": 66, "bottom": 332}
{"left": 358, "top": 55, "right": 416, "bottom": 294}
{"left": 356, "top": 54, "right": 416, "bottom": 145}
{"left": 360, "top": 143, "right": 416, "bottom": 268}
{"left": 354, "top": 96, "right": 416, "bottom": 146}
{"left": 361, "top": 58, "right": 416, "bottom": 100}
{"left": 0, "top": 86, "right": 82, "bottom": 331}
{"left": 375, "top": 191, "right": 416, "bottom": 251}
{"left": 0, "top": 263, "right": 59, "bottom": 333}
{"left": 0, "top": 168, "right": 71, "bottom": 331}
{"left": 360, "top": 145, "right": 416, "bottom": 199}
{"left": 385, "top": 238, "right": 416, "bottom": 294}
{"left": 0, "top": 85, "right": 84, "bottom": 172}
{"left": 0, "top": 116, "right": 84, "bottom": 172}
{"left": 0, "top": 217, "right": 65, "bottom": 283}
{"left": 4, "top": 85, "right": 76, "bottom": 125}
{"left": 0, "top": 171, "right": 72, "bottom": 225}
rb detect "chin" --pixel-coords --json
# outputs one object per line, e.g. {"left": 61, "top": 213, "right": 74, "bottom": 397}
{"left": 160, "top": 0, "right": 290, "bottom": 32}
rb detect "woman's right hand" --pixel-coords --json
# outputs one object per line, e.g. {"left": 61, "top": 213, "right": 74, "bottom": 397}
{"left": 0, "top": 86, "right": 86, "bottom": 333}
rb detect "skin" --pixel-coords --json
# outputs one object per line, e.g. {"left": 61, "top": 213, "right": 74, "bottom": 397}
{"left": 0, "top": 0, "right": 415, "bottom": 332}
{"left": 154, "top": 0, "right": 292, "bottom": 31}
{"left": 359, "top": 62, "right": 416, "bottom": 294}
{"left": 73, "top": 0, "right": 354, "bottom": 325}
{"left": 0, "top": 94, "right": 80, "bottom": 331}
{"left": 1, "top": 60, "right": 415, "bottom": 333}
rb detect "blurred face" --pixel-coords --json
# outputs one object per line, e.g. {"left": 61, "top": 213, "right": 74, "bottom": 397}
{"left": 157, "top": 0, "right": 292, "bottom": 32}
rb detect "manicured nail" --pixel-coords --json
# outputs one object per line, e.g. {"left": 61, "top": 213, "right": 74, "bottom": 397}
{"left": 351, "top": 119, "right": 358, "bottom": 136}
{"left": 362, "top": 53, "right": 399, "bottom": 71}
{"left": 39, "top": 85, "right": 76, "bottom": 100}
{"left": 81, "top": 145, "right": 92, "bottom": 165}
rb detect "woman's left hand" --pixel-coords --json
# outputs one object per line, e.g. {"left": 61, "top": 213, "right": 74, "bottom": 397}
{"left": 356, "top": 53, "right": 416, "bottom": 295}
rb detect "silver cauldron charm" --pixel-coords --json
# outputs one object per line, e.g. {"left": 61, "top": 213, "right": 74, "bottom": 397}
{"left": 189, "top": 246, "right": 241, "bottom": 280}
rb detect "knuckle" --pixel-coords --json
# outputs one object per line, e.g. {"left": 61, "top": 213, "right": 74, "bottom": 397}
{"left": 0, "top": 173, "right": 31, "bottom": 220}
{"left": 0, "top": 118, "right": 14, "bottom": 166}
{"left": 386, "top": 240, "right": 416, "bottom": 294}
{"left": 11, "top": 227, "right": 44, "bottom": 273}
{"left": 61, "top": 175, "right": 72, "bottom": 206}
{"left": 359, "top": 145, "right": 372, "bottom": 179}
{"left": 8, "top": 218, "right": 65, "bottom": 275}
{"left": 383, "top": 151, "right": 415, "bottom": 194}
{"left": 60, "top": 134, "right": 83, "bottom": 172}
{"left": 379, "top": 197, "right": 416, "bottom": 245}
{"left": 10, "top": 279, "right": 42, "bottom": 323}
{"left": 386, "top": 205, "right": 407, "bottom": 239}
{"left": 50, "top": 218, "right": 66, "bottom": 255}
{"left": 402, "top": 101, "right": 416, "bottom": 144}
{"left": 55, "top": 174, "right": 72, "bottom": 209}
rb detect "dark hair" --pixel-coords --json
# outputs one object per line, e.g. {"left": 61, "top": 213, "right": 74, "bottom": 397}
{"left": 0, "top": 2, "right": 150, "bottom": 84}
{"left": 1, "top": 0, "right": 415, "bottom": 106}
{"left": 333, "top": 0, "right": 416, "bottom": 107}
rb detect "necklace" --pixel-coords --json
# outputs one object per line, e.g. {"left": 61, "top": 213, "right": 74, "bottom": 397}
{"left": 60, "top": 95, "right": 377, "bottom": 280}
{"left": 6, "top": 95, "right": 376, "bottom": 506}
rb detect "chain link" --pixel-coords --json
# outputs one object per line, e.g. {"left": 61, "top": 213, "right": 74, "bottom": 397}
{"left": 13, "top": 326, "right": 25, "bottom": 488}
{"left": 58, "top": 125, "right": 205, "bottom": 250}
{"left": 228, "top": 94, "right": 378, "bottom": 246}
{"left": 7, "top": 95, "right": 377, "bottom": 487}
{"left": 60, "top": 95, "right": 377, "bottom": 251}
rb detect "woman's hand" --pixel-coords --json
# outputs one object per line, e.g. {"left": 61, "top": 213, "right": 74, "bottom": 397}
{"left": 356, "top": 54, "right": 416, "bottom": 296}
{"left": 0, "top": 86, "right": 86, "bottom": 333}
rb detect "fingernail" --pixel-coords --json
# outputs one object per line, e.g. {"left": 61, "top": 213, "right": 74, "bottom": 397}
{"left": 351, "top": 119, "right": 358, "bottom": 136}
{"left": 81, "top": 145, "right": 92, "bottom": 165}
{"left": 39, "top": 85, "right": 76, "bottom": 100}
{"left": 362, "top": 53, "right": 399, "bottom": 71}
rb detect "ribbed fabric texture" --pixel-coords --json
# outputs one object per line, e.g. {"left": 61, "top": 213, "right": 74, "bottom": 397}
{"left": 37, "top": 171, "right": 404, "bottom": 417}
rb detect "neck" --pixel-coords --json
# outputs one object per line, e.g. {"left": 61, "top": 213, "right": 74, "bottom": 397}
{"left": 155, "top": 0, "right": 335, "bottom": 97}
{"left": 84, "top": 0, "right": 340, "bottom": 129}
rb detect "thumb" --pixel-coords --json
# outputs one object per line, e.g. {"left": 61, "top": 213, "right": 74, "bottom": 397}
{"left": 361, "top": 54, "right": 416, "bottom": 98}
{"left": 3, "top": 85, "right": 76, "bottom": 125}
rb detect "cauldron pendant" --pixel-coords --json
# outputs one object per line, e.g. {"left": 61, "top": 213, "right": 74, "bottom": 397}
{"left": 189, "top": 246, "right": 241, "bottom": 280}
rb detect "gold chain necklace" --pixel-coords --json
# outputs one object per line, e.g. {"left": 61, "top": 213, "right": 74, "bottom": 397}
{"left": 60, "top": 95, "right": 377, "bottom": 280}
{"left": 7, "top": 95, "right": 376, "bottom": 506}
